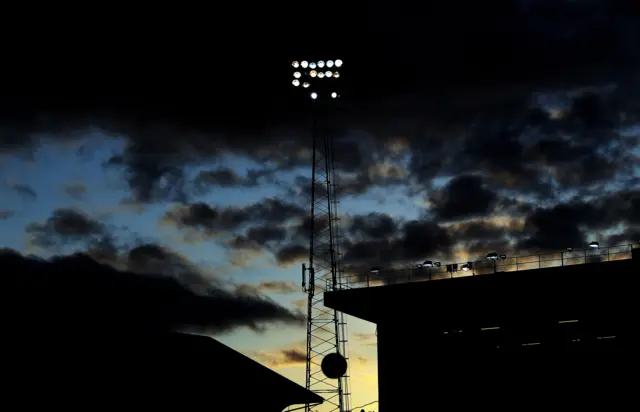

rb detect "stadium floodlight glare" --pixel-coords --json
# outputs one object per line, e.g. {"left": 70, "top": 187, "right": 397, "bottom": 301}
{"left": 486, "top": 252, "right": 499, "bottom": 260}
{"left": 370, "top": 267, "right": 380, "bottom": 274}
{"left": 423, "top": 260, "right": 433, "bottom": 267}
{"left": 499, "top": 254, "right": 507, "bottom": 260}
{"left": 290, "top": 59, "right": 343, "bottom": 101}
{"left": 434, "top": 262, "right": 441, "bottom": 267}
{"left": 567, "top": 247, "right": 573, "bottom": 252}
{"left": 589, "top": 241, "right": 600, "bottom": 248}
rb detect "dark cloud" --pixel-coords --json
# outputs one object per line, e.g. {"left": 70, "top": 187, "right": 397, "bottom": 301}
{"left": 275, "top": 245, "right": 308, "bottom": 266}
{"left": 25, "top": 208, "right": 110, "bottom": 251}
{"left": 340, "top": 220, "right": 453, "bottom": 273}
{"left": 230, "top": 226, "right": 288, "bottom": 250}
{"left": 63, "top": 183, "right": 87, "bottom": 200}
{"left": 11, "top": 183, "right": 37, "bottom": 200}
{"left": 193, "top": 167, "right": 277, "bottom": 192}
{"left": 0, "top": 1, "right": 638, "bottom": 278}
{"left": 1, "top": 1, "right": 636, "bottom": 204}
{"left": 0, "top": 248, "right": 304, "bottom": 335}
{"left": 236, "top": 281, "right": 299, "bottom": 295}
{"left": 252, "top": 347, "right": 307, "bottom": 368}
{"left": 519, "top": 188, "right": 640, "bottom": 251}
{"left": 350, "top": 213, "right": 399, "bottom": 239}
{"left": 427, "top": 175, "right": 498, "bottom": 221}
{"left": 164, "top": 199, "right": 306, "bottom": 237}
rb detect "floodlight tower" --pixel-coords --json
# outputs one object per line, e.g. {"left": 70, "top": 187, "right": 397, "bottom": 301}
{"left": 293, "top": 59, "right": 352, "bottom": 412}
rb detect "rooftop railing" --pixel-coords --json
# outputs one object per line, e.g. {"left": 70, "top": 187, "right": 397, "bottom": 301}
{"left": 328, "top": 243, "right": 637, "bottom": 291}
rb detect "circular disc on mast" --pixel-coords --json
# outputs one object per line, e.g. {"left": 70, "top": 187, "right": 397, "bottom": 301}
{"left": 321, "top": 352, "right": 348, "bottom": 379}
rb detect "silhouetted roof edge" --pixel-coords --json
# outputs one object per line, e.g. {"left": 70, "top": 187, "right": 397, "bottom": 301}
{"left": 174, "top": 332, "right": 324, "bottom": 406}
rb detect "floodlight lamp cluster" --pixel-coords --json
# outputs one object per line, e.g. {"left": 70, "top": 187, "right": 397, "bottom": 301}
{"left": 291, "top": 59, "right": 343, "bottom": 99}
{"left": 486, "top": 252, "right": 507, "bottom": 260}
{"left": 416, "top": 260, "right": 441, "bottom": 268}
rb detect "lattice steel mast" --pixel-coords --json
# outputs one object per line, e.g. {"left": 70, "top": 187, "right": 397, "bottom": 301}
{"left": 292, "top": 59, "right": 351, "bottom": 412}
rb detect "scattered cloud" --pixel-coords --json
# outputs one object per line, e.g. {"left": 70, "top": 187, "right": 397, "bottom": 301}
{"left": 63, "top": 183, "right": 87, "bottom": 200}
{"left": 237, "top": 280, "right": 300, "bottom": 295}
{"left": 251, "top": 345, "right": 307, "bottom": 368}
{"left": 11, "top": 183, "right": 37, "bottom": 200}
{"left": 0, "top": 248, "right": 305, "bottom": 335}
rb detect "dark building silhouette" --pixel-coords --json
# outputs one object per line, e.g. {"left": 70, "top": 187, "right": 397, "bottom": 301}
{"left": 326, "top": 247, "right": 639, "bottom": 411}
{"left": 5, "top": 331, "right": 322, "bottom": 411}
{"left": 0, "top": 251, "right": 321, "bottom": 411}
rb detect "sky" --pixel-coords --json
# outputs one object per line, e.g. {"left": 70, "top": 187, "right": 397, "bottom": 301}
{"left": 1, "top": 1, "right": 639, "bottom": 411}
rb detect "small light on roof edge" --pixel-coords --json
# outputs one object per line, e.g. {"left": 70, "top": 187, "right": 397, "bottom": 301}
{"left": 310, "top": 92, "right": 318, "bottom": 100}
{"left": 331, "top": 92, "right": 338, "bottom": 98}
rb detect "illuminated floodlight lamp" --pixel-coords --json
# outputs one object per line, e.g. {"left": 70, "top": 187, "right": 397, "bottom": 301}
{"left": 309, "top": 62, "right": 317, "bottom": 69}
{"left": 318, "top": 60, "right": 325, "bottom": 68}
{"left": 302, "top": 82, "right": 310, "bottom": 88}
{"left": 318, "top": 72, "right": 325, "bottom": 78}
{"left": 293, "top": 71, "right": 301, "bottom": 79}
{"left": 423, "top": 260, "right": 433, "bottom": 268}
{"left": 292, "top": 61, "right": 300, "bottom": 68}
{"left": 415, "top": 263, "right": 423, "bottom": 268}
{"left": 486, "top": 252, "right": 499, "bottom": 260}
{"left": 566, "top": 247, "right": 573, "bottom": 252}
{"left": 335, "top": 59, "right": 343, "bottom": 67}
{"left": 333, "top": 71, "right": 340, "bottom": 78}
{"left": 310, "top": 70, "right": 317, "bottom": 77}
{"left": 461, "top": 262, "right": 473, "bottom": 272}
{"left": 292, "top": 79, "right": 300, "bottom": 87}
{"left": 310, "top": 92, "right": 318, "bottom": 100}
{"left": 325, "top": 71, "right": 333, "bottom": 77}
{"left": 301, "top": 60, "right": 308, "bottom": 68}
{"left": 499, "top": 254, "right": 507, "bottom": 260}
{"left": 327, "top": 60, "right": 334, "bottom": 68}
{"left": 331, "top": 92, "right": 338, "bottom": 98}
{"left": 370, "top": 267, "right": 380, "bottom": 274}
{"left": 434, "top": 262, "right": 441, "bottom": 267}
{"left": 589, "top": 241, "right": 599, "bottom": 248}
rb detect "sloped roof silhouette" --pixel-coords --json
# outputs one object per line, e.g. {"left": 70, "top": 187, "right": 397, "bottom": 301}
{"left": 5, "top": 331, "right": 322, "bottom": 411}
{"left": 0, "top": 250, "right": 319, "bottom": 410}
